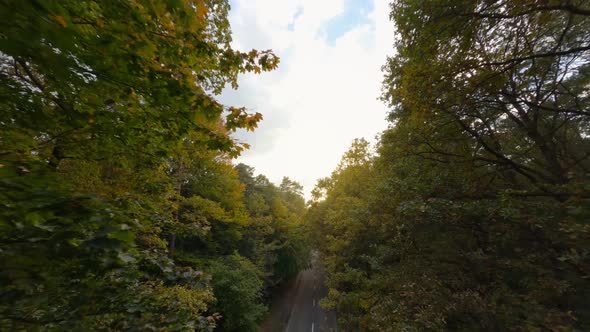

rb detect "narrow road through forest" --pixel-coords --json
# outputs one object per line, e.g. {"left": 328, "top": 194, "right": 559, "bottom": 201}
{"left": 260, "top": 255, "right": 337, "bottom": 332}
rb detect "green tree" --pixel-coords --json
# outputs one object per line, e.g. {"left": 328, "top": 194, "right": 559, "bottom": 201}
{"left": 208, "top": 253, "right": 266, "bottom": 332}
{"left": 383, "top": 0, "right": 590, "bottom": 194}
{"left": 235, "top": 164, "right": 310, "bottom": 290}
{"left": 310, "top": 2, "right": 590, "bottom": 330}
{"left": 0, "top": 0, "right": 280, "bottom": 330}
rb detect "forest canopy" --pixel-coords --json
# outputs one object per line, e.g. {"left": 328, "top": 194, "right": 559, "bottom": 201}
{"left": 309, "top": 0, "right": 590, "bottom": 331}
{"left": 0, "top": 1, "right": 307, "bottom": 331}
{"left": 1, "top": 0, "right": 590, "bottom": 331}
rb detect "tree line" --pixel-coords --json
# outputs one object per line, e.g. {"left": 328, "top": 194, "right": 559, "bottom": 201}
{"left": 308, "top": 0, "right": 590, "bottom": 331}
{"left": 0, "top": 1, "right": 308, "bottom": 331}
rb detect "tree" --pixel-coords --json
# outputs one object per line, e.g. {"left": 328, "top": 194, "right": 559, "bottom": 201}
{"left": 279, "top": 177, "right": 305, "bottom": 216}
{"left": 306, "top": 140, "right": 377, "bottom": 329}
{"left": 310, "top": 1, "right": 590, "bottom": 330}
{"left": 208, "top": 254, "right": 266, "bottom": 332}
{"left": 382, "top": 0, "right": 590, "bottom": 195}
{"left": 1, "top": 0, "right": 277, "bottom": 167}
{"left": 0, "top": 1, "right": 280, "bottom": 330}
{"left": 235, "top": 164, "right": 310, "bottom": 290}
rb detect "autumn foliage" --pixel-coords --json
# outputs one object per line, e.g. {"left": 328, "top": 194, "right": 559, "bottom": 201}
{"left": 309, "top": 1, "right": 590, "bottom": 331}
{"left": 0, "top": 1, "right": 304, "bottom": 331}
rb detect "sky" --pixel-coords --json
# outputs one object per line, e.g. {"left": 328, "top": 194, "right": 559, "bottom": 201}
{"left": 220, "top": 0, "right": 395, "bottom": 199}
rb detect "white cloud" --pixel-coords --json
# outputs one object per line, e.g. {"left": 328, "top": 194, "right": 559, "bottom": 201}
{"left": 221, "top": 0, "right": 395, "bottom": 199}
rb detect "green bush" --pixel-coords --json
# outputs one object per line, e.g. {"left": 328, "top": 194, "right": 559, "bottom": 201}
{"left": 208, "top": 253, "right": 267, "bottom": 331}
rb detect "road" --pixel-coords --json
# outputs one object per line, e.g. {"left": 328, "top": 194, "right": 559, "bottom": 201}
{"left": 260, "top": 257, "right": 337, "bottom": 332}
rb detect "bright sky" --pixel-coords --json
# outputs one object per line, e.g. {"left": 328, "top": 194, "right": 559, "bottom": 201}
{"left": 221, "top": 0, "right": 395, "bottom": 199}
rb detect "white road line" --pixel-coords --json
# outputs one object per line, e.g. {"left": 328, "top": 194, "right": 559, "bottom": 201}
{"left": 311, "top": 322, "right": 315, "bottom": 332}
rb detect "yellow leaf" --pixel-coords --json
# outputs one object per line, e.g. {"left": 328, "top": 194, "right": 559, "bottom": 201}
{"left": 196, "top": 3, "right": 209, "bottom": 20}
{"left": 52, "top": 15, "right": 67, "bottom": 27}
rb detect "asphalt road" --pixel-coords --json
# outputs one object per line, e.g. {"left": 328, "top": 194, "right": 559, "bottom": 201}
{"left": 260, "top": 258, "right": 337, "bottom": 332}
{"left": 285, "top": 265, "right": 337, "bottom": 332}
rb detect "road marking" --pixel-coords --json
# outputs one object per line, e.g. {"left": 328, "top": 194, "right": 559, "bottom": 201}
{"left": 311, "top": 322, "right": 314, "bottom": 332}
{"left": 313, "top": 299, "right": 315, "bottom": 307}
